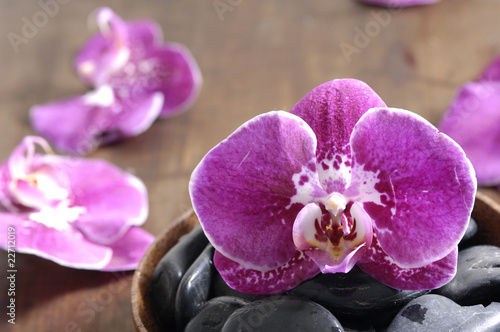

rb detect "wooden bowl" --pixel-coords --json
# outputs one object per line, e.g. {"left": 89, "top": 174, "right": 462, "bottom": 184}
{"left": 131, "top": 189, "right": 500, "bottom": 332}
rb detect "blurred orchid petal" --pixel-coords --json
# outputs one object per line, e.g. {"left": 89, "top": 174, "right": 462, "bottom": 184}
{"left": 31, "top": 7, "right": 201, "bottom": 155}
{"left": 0, "top": 136, "right": 153, "bottom": 270}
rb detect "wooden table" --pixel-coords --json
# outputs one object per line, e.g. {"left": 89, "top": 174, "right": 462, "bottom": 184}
{"left": 1, "top": 0, "right": 499, "bottom": 331}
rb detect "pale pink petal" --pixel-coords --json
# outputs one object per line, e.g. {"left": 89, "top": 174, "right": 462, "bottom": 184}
{"left": 101, "top": 226, "right": 155, "bottom": 271}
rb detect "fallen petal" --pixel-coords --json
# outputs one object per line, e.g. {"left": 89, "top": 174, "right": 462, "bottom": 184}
{"left": 357, "top": 0, "right": 440, "bottom": 7}
{"left": 61, "top": 158, "right": 149, "bottom": 245}
{"left": 75, "top": 7, "right": 201, "bottom": 118}
{"left": 439, "top": 81, "right": 500, "bottom": 185}
{"left": 30, "top": 85, "right": 162, "bottom": 155}
{"left": 101, "top": 226, "right": 155, "bottom": 271}
{"left": 109, "top": 44, "right": 202, "bottom": 118}
{"left": 477, "top": 54, "right": 500, "bottom": 82}
{"left": 0, "top": 212, "right": 112, "bottom": 269}
{"left": 75, "top": 13, "right": 163, "bottom": 85}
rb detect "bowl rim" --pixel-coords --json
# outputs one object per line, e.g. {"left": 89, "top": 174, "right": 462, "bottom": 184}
{"left": 131, "top": 188, "right": 500, "bottom": 331}
{"left": 131, "top": 209, "right": 200, "bottom": 332}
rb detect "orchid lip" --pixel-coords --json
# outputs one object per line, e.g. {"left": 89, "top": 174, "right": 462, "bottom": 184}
{"left": 293, "top": 199, "right": 373, "bottom": 274}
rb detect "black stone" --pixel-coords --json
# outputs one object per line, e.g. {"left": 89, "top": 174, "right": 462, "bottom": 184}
{"left": 150, "top": 226, "right": 208, "bottom": 329}
{"left": 184, "top": 296, "right": 249, "bottom": 332}
{"left": 212, "top": 272, "right": 277, "bottom": 302}
{"left": 459, "top": 217, "right": 478, "bottom": 247}
{"left": 387, "top": 294, "right": 500, "bottom": 331}
{"left": 221, "top": 296, "right": 345, "bottom": 332}
{"left": 175, "top": 244, "right": 216, "bottom": 330}
{"left": 287, "top": 266, "right": 429, "bottom": 327}
{"left": 435, "top": 245, "right": 500, "bottom": 305}
{"left": 343, "top": 326, "right": 377, "bottom": 332}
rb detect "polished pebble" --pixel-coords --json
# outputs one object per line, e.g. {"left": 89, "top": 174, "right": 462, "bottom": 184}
{"left": 387, "top": 294, "right": 500, "bottom": 332}
{"left": 151, "top": 226, "right": 208, "bottom": 328}
{"left": 459, "top": 217, "right": 478, "bottom": 245}
{"left": 184, "top": 296, "right": 248, "bottom": 332}
{"left": 175, "top": 244, "right": 215, "bottom": 330}
{"left": 287, "top": 266, "right": 428, "bottom": 327}
{"left": 436, "top": 245, "right": 500, "bottom": 305}
{"left": 221, "top": 296, "right": 345, "bottom": 332}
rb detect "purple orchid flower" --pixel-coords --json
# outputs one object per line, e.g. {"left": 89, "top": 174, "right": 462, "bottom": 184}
{"left": 0, "top": 136, "right": 153, "bottom": 270}
{"left": 189, "top": 79, "right": 476, "bottom": 294}
{"left": 30, "top": 7, "right": 202, "bottom": 155}
{"left": 357, "top": 0, "right": 441, "bottom": 7}
{"left": 439, "top": 56, "right": 500, "bottom": 186}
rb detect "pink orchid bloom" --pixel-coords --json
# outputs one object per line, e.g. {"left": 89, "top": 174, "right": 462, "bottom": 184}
{"left": 0, "top": 136, "right": 153, "bottom": 270}
{"left": 31, "top": 7, "right": 202, "bottom": 155}
{"left": 357, "top": 0, "right": 441, "bottom": 7}
{"left": 190, "top": 79, "right": 476, "bottom": 294}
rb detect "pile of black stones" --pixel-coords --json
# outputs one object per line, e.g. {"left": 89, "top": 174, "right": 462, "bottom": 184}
{"left": 150, "top": 218, "right": 500, "bottom": 331}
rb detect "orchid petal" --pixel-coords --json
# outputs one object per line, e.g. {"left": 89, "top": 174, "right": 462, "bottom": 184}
{"left": 439, "top": 82, "right": 500, "bottom": 185}
{"left": 8, "top": 136, "right": 52, "bottom": 178}
{"left": 357, "top": 234, "right": 457, "bottom": 290}
{"left": 1, "top": 137, "right": 66, "bottom": 211}
{"left": 0, "top": 136, "right": 152, "bottom": 271}
{"left": 101, "top": 226, "right": 155, "bottom": 271}
{"left": 349, "top": 108, "right": 476, "bottom": 268}
{"left": 30, "top": 85, "right": 163, "bottom": 155}
{"left": 61, "top": 158, "right": 149, "bottom": 245}
{"left": 290, "top": 79, "right": 386, "bottom": 193}
{"left": 0, "top": 212, "right": 112, "bottom": 269}
{"left": 477, "top": 54, "right": 500, "bottom": 82}
{"left": 109, "top": 44, "right": 202, "bottom": 118}
{"left": 190, "top": 111, "right": 326, "bottom": 271}
{"left": 75, "top": 7, "right": 133, "bottom": 85}
{"left": 213, "top": 249, "right": 320, "bottom": 294}
{"left": 357, "top": 0, "right": 440, "bottom": 7}
{"left": 74, "top": 7, "right": 201, "bottom": 118}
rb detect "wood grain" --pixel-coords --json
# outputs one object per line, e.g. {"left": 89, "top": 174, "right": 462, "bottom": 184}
{"left": 1, "top": 0, "right": 500, "bottom": 331}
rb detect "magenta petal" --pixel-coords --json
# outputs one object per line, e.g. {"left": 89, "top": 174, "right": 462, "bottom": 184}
{"left": 141, "top": 44, "right": 202, "bottom": 117}
{"left": 190, "top": 111, "right": 326, "bottom": 271}
{"left": 214, "top": 249, "right": 320, "bottom": 294}
{"left": 357, "top": 235, "right": 457, "bottom": 290}
{"left": 30, "top": 92, "right": 107, "bottom": 155}
{"left": 101, "top": 226, "right": 154, "bottom": 271}
{"left": 350, "top": 108, "right": 476, "bottom": 268}
{"left": 75, "top": 7, "right": 135, "bottom": 85}
{"left": 74, "top": 7, "right": 201, "bottom": 118}
{"left": 290, "top": 79, "right": 386, "bottom": 193}
{"left": 62, "top": 158, "right": 149, "bottom": 245}
{"left": 439, "top": 82, "right": 500, "bottom": 185}
{"left": 477, "top": 55, "right": 500, "bottom": 82}
{"left": 30, "top": 86, "right": 162, "bottom": 155}
{"left": 75, "top": 18, "right": 163, "bottom": 85}
{"left": 0, "top": 213, "right": 112, "bottom": 269}
{"left": 113, "top": 92, "right": 164, "bottom": 137}
{"left": 357, "top": 0, "right": 440, "bottom": 7}
{"left": 109, "top": 43, "right": 202, "bottom": 118}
